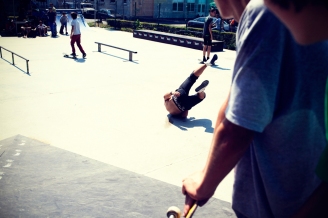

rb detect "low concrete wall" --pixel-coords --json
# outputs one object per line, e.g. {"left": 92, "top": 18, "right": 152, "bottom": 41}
{"left": 133, "top": 29, "right": 223, "bottom": 52}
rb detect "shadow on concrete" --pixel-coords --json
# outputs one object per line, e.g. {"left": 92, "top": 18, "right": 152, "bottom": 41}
{"left": 211, "top": 65, "right": 231, "bottom": 70}
{"left": 74, "top": 58, "right": 86, "bottom": 63}
{"left": 93, "top": 51, "right": 139, "bottom": 64}
{"left": 167, "top": 114, "right": 214, "bottom": 133}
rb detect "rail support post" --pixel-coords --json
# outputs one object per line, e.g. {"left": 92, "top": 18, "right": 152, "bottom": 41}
{"left": 12, "top": 53, "right": 15, "bottom": 65}
{"left": 129, "top": 52, "right": 132, "bottom": 61}
{"left": 26, "top": 60, "right": 29, "bottom": 74}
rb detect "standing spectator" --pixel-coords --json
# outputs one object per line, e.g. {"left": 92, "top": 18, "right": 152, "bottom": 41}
{"left": 47, "top": 7, "right": 57, "bottom": 37}
{"left": 50, "top": 3, "right": 56, "bottom": 13}
{"left": 182, "top": 0, "right": 328, "bottom": 218}
{"left": 70, "top": 12, "right": 86, "bottom": 58}
{"left": 59, "top": 12, "right": 69, "bottom": 35}
{"left": 202, "top": 8, "right": 216, "bottom": 63}
{"left": 37, "top": 20, "right": 48, "bottom": 36}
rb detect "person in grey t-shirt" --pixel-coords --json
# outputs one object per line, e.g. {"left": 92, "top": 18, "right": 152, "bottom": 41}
{"left": 182, "top": 0, "right": 328, "bottom": 217}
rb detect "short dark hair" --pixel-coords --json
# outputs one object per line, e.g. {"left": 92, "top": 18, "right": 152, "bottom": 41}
{"left": 209, "top": 8, "right": 216, "bottom": 13}
{"left": 71, "top": 12, "right": 77, "bottom": 19}
{"left": 269, "top": 0, "right": 328, "bottom": 12}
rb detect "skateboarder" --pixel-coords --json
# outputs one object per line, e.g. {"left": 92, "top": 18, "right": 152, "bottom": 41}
{"left": 70, "top": 12, "right": 86, "bottom": 58}
{"left": 164, "top": 63, "right": 210, "bottom": 118}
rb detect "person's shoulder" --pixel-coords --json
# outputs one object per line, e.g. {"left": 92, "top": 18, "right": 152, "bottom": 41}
{"left": 241, "top": 0, "right": 283, "bottom": 30}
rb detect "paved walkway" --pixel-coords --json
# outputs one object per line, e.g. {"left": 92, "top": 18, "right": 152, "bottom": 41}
{"left": 0, "top": 27, "right": 237, "bottom": 216}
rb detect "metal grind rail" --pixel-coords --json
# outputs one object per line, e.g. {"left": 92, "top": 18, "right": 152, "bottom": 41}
{"left": 95, "top": 42, "right": 137, "bottom": 61}
{"left": 0, "top": 46, "right": 30, "bottom": 74}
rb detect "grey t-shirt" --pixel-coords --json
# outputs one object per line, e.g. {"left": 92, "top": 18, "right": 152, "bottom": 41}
{"left": 225, "top": 0, "right": 328, "bottom": 217}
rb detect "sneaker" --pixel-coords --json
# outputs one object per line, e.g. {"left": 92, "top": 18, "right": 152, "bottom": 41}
{"left": 202, "top": 57, "right": 206, "bottom": 62}
{"left": 70, "top": 53, "right": 76, "bottom": 56}
{"left": 204, "top": 61, "right": 212, "bottom": 67}
{"left": 195, "top": 80, "right": 209, "bottom": 93}
{"left": 210, "top": 54, "right": 218, "bottom": 65}
{"left": 83, "top": 53, "right": 86, "bottom": 58}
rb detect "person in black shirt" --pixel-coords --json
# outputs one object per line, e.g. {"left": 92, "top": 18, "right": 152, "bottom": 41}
{"left": 47, "top": 7, "right": 57, "bottom": 37}
{"left": 202, "top": 8, "right": 216, "bottom": 63}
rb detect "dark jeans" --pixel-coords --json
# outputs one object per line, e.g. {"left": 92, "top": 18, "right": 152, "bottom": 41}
{"left": 174, "top": 72, "right": 204, "bottom": 111}
{"left": 49, "top": 22, "right": 56, "bottom": 36}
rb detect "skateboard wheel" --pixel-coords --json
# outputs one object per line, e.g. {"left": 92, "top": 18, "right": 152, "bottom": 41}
{"left": 167, "top": 206, "right": 181, "bottom": 218}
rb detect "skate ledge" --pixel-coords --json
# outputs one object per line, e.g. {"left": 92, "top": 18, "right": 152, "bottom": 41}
{"left": 133, "top": 29, "right": 223, "bottom": 52}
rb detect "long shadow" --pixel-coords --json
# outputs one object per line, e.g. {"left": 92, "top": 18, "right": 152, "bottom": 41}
{"left": 74, "top": 58, "right": 86, "bottom": 63}
{"left": 0, "top": 58, "right": 30, "bottom": 75}
{"left": 211, "top": 65, "right": 231, "bottom": 70}
{"left": 93, "top": 51, "right": 139, "bottom": 64}
{"left": 167, "top": 114, "right": 214, "bottom": 133}
{"left": 63, "top": 54, "right": 86, "bottom": 63}
{"left": 197, "top": 62, "right": 231, "bottom": 71}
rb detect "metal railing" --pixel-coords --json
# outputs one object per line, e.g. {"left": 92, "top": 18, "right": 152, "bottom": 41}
{"left": 0, "top": 46, "right": 30, "bottom": 74}
{"left": 95, "top": 42, "right": 137, "bottom": 61}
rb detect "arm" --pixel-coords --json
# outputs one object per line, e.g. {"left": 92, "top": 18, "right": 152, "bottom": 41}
{"left": 70, "top": 24, "right": 74, "bottom": 38}
{"left": 182, "top": 93, "right": 254, "bottom": 216}
{"left": 209, "top": 22, "right": 213, "bottom": 40}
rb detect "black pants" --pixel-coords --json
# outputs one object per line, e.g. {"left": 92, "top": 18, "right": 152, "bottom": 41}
{"left": 174, "top": 72, "right": 205, "bottom": 111}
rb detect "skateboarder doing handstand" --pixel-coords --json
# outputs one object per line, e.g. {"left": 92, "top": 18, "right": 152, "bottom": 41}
{"left": 164, "top": 64, "right": 209, "bottom": 118}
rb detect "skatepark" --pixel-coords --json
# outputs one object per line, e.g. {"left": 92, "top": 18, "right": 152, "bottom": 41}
{"left": 0, "top": 24, "right": 237, "bottom": 217}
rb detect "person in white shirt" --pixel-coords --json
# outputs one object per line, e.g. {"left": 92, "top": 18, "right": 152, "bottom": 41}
{"left": 70, "top": 12, "right": 86, "bottom": 58}
{"left": 37, "top": 20, "right": 47, "bottom": 37}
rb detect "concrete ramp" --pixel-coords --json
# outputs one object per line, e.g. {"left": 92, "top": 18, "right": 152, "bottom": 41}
{"left": 55, "top": 9, "right": 89, "bottom": 31}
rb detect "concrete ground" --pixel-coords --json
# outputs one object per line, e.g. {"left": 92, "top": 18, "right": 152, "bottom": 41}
{"left": 0, "top": 27, "right": 236, "bottom": 216}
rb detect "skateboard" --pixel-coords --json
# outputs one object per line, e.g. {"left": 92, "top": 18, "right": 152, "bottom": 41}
{"left": 167, "top": 203, "right": 198, "bottom": 218}
{"left": 63, "top": 53, "right": 78, "bottom": 59}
